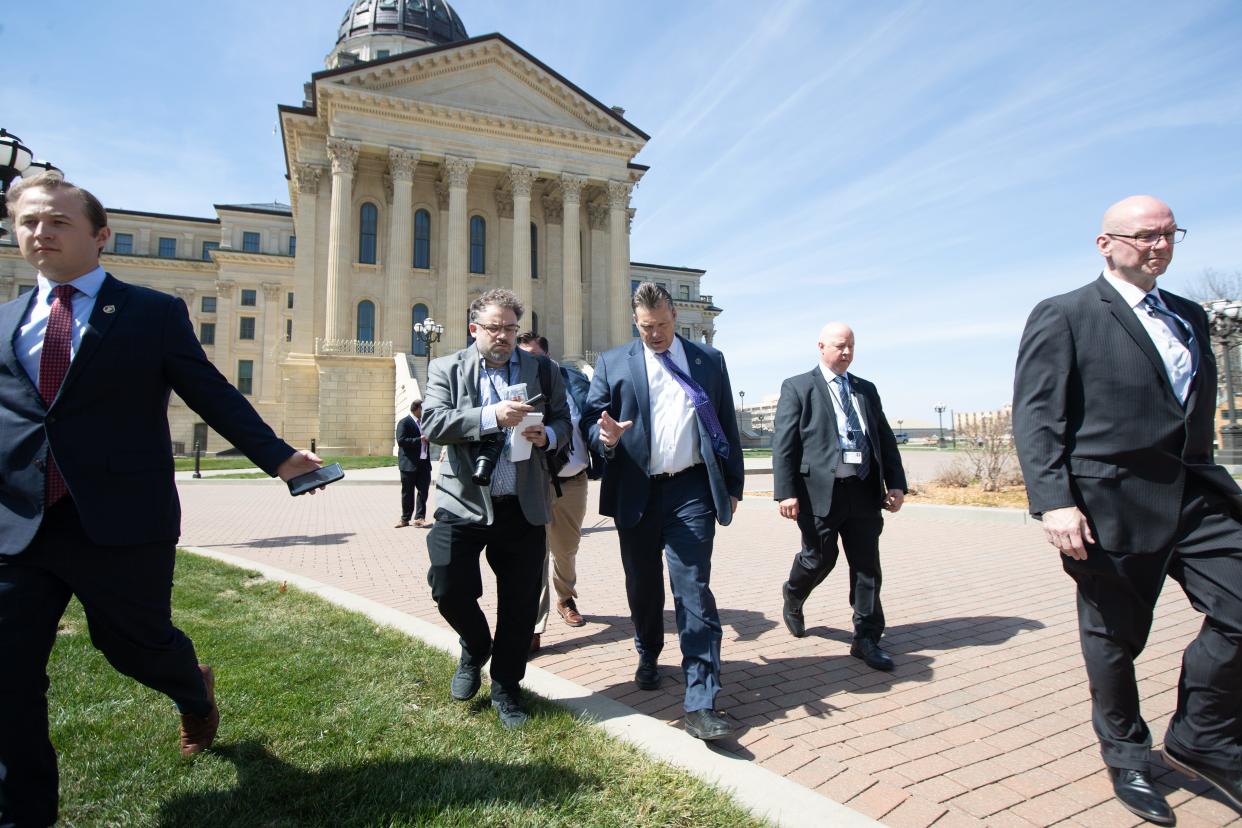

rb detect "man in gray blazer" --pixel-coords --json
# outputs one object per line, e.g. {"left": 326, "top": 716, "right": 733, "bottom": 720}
{"left": 420, "top": 289, "right": 571, "bottom": 729}
{"left": 773, "top": 322, "right": 907, "bottom": 671}
{"left": 1014, "top": 196, "right": 1242, "bottom": 824}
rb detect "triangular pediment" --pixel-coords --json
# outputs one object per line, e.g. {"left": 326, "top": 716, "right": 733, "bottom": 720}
{"left": 316, "top": 35, "right": 646, "bottom": 143}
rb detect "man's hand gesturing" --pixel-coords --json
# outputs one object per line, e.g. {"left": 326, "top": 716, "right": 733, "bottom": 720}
{"left": 597, "top": 411, "right": 634, "bottom": 448}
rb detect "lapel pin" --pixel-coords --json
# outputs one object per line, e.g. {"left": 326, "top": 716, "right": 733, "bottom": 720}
{"left": 102, "top": 305, "right": 116, "bottom": 314}
{"left": 695, "top": 357, "right": 702, "bottom": 365}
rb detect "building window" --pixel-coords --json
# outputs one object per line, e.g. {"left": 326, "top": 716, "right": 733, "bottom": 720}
{"left": 113, "top": 233, "right": 133, "bottom": 254}
{"left": 679, "top": 284, "right": 690, "bottom": 300}
{"left": 631, "top": 279, "right": 640, "bottom": 295}
{"left": 530, "top": 222, "right": 538, "bottom": 278}
{"left": 201, "top": 296, "right": 217, "bottom": 313}
{"left": 237, "top": 360, "right": 254, "bottom": 395}
{"left": 411, "top": 303, "right": 429, "bottom": 356}
{"left": 681, "top": 326, "right": 692, "bottom": 339}
{"left": 17, "top": 284, "right": 36, "bottom": 295}
{"left": 242, "top": 231, "right": 261, "bottom": 252}
{"left": 288, "top": 235, "right": 296, "bottom": 256}
{"left": 287, "top": 292, "right": 294, "bottom": 309}
{"left": 532, "top": 311, "right": 539, "bottom": 336}
{"left": 376, "top": 49, "right": 390, "bottom": 58}
{"left": 357, "top": 300, "right": 375, "bottom": 342}
{"left": 285, "top": 319, "right": 293, "bottom": 342}
{"left": 158, "top": 237, "right": 177, "bottom": 258}
{"left": 202, "top": 241, "right": 220, "bottom": 260}
{"left": 239, "top": 317, "right": 256, "bottom": 340}
{"left": 469, "top": 215, "right": 485, "bottom": 274}
{"left": 359, "top": 203, "right": 378, "bottom": 264}
{"left": 240, "top": 289, "right": 257, "bottom": 307}
{"left": 413, "top": 208, "right": 431, "bottom": 268}
{"left": 199, "top": 322, "right": 216, "bottom": 345}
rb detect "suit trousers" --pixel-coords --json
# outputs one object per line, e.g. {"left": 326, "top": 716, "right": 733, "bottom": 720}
{"left": 1063, "top": 478, "right": 1242, "bottom": 771}
{"left": 617, "top": 466, "right": 722, "bottom": 713}
{"left": 0, "top": 499, "right": 209, "bottom": 828}
{"left": 399, "top": 464, "right": 431, "bottom": 522}
{"left": 535, "top": 471, "right": 588, "bottom": 633}
{"left": 786, "top": 475, "right": 886, "bottom": 642}
{"left": 425, "top": 499, "right": 545, "bottom": 690}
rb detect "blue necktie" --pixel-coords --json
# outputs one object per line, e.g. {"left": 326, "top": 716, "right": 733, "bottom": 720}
{"left": 833, "top": 375, "right": 872, "bottom": 480}
{"left": 1142, "top": 294, "right": 1199, "bottom": 377}
{"left": 654, "top": 350, "right": 730, "bottom": 460}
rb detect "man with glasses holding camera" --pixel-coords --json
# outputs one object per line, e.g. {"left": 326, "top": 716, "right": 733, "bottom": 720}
{"left": 420, "top": 289, "right": 570, "bottom": 729}
{"left": 1014, "top": 195, "right": 1242, "bottom": 824}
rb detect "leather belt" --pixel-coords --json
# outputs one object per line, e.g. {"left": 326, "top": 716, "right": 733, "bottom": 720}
{"left": 559, "top": 469, "right": 588, "bottom": 482}
{"left": 650, "top": 464, "right": 703, "bottom": 482}
{"left": 491, "top": 494, "right": 519, "bottom": 503}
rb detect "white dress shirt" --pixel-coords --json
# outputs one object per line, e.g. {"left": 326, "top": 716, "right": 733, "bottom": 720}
{"left": 645, "top": 337, "right": 702, "bottom": 475}
{"left": 1102, "top": 273, "right": 1194, "bottom": 404}
{"left": 16, "top": 265, "right": 107, "bottom": 388}
{"left": 818, "top": 363, "right": 870, "bottom": 479}
{"left": 412, "top": 416, "right": 429, "bottom": 460}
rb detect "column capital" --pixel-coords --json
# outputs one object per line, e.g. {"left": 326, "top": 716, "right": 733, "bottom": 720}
{"left": 262, "top": 282, "right": 282, "bottom": 301}
{"left": 292, "top": 163, "right": 324, "bottom": 194}
{"left": 327, "top": 137, "right": 360, "bottom": 175}
{"left": 508, "top": 165, "right": 536, "bottom": 198}
{"left": 444, "top": 155, "right": 475, "bottom": 188}
{"left": 588, "top": 203, "right": 609, "bottom": 231}
{"left": 388, "top": 147, "right": 419, "bottom": 181}
{"left": 215, "top": 280, "right": 235, "bottom": 299}
{"left": 173, "top": 286, "right": 197, "bottom": 301}
{"left": 607, "top": 180, "right": 632, "bottom": 209}
{"left": 541, "top": 191, "right": 563, "bottom": 224}
{"left": 560, "top": 173, "right": 587, "bottom": 205}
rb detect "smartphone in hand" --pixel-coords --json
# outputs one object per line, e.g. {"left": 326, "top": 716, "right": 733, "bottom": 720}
{"left": 287, "top": 462, "right": 345, "bottom": 496}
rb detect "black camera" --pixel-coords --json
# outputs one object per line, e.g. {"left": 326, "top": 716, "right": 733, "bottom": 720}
{"left": 471, "top": 435, "right": 505, "bottom": 486}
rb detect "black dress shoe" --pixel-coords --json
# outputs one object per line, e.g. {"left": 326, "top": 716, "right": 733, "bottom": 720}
{"left": 1109, "top": 767, "right": 1175, "bottom": 825}
{"left": 491, "top": 686, "right": 529, "bottom": 730}
{"left": 450, "top": 655, "right": 482, "bottom": 701}
{"left": 635, "top": 660, "right": 661, "bottom": 691}
{"left": 1165, "top": 745, "right": 1242, "bottom": 814}
{"left": 684, "top": 709, "right": 732, "bottom": 741}
{"left": 781, "top": 583, "right": 805, "bottom": 638}
{"left": 850, "top": 638, "right": 894, "bottom": 672}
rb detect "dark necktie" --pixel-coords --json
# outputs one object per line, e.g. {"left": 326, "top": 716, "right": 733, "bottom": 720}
{"left": 654, "top": 350, "right": 730, "bottom": 460}
{"left": 832, "top": 375, "right": 872, "bottom": 480}
{"left": 39, "top": 284, "right": 77, "bottom": 505}
{"left": 1142, "top": 294, "right": 1198, "bottom": 373}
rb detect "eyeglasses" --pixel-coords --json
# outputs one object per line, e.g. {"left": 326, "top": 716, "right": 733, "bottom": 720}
{"left": 1105, "top": 228, "right": 1187, "bottom": 247}
{"left": 474, "top": 323, "right": 520, "bottom": 336}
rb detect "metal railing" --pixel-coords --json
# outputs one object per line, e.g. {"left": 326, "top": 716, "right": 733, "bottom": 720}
{"left": 315, "top": 338, "right": 393, "bottom": 357}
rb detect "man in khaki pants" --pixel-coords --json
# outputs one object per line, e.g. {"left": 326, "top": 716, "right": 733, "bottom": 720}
{"left": 518, "top": 334, "right": 602, "bottom": 653}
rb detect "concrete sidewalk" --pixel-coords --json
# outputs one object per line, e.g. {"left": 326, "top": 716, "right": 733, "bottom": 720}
{"left": 176, "top": 480, "right": 1240, "bottom": 827}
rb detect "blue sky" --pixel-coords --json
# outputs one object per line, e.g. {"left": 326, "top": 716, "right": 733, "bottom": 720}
{"left": 5, "top": 1, "right": 1242, "bottom": 423}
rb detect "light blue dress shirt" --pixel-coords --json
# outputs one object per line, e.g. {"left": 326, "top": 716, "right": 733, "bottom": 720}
{"left": 16, "top": 265, "right": 107, "bottom": 389}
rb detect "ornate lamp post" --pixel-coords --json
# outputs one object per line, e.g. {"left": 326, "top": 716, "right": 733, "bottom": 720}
{"left": 934, "top": 403, "right": 947, "bottom": 448}
{"left": 738, "top": 389, "right": 745, "bottom": 410}
{"left": 1207, "top": 300, "right": 1242, "bottom": 467}
{"left": 412, "top": 316, "right": 444, "bottom": 375}
{"left": 1, "top": 130, "right": 59, "bottom": 241}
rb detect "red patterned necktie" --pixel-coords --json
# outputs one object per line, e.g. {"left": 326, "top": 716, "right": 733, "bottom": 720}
{"left": 39, "top": 284, "right": 77, "bottom": 505}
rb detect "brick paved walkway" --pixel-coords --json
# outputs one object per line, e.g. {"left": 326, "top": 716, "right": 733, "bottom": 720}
{"left": 178, "top": 479, "right": 1240, "bottom": 827}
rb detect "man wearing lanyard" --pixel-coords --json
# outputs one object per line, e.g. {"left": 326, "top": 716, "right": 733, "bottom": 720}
{"left": 420, "top": 289, "right": 571, "bottom": 729}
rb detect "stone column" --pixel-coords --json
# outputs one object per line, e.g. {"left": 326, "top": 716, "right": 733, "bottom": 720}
{"left": 215, "top": 280, "right": 236, "bottom": 382}
{"left": 607, "top": 180, "right": 633, "bottom": 347}
{"left": 443, "top": 155, "right": 474, "bottom": 352}
{"left": 290, "top": 163, "right": 322, "bottom": 354}
{"left": 588, "top": 203, "right": 610, "bottom": 352}
{"left": 324, "top": 137, "right": 359, "bottom": 343}
{"left": 386, "top": 148, "right": 418, "bottom": 349}
{"left": 260, "top": 282, "right": 282, "bottom": 401}
{"left": 507, "top": 166, "right": 536, "bottom": 315}
{"left": 560, "top": 174, "right": 586, "bottom": 364}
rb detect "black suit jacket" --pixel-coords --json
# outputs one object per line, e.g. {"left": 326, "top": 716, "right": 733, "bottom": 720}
{"left": 772, "top": 368, "right": 907, "bottom": 516}
{"left": 396, "top": 415, "right": 432, "bottom": 473}
{"left": 1012, "top": 275, "right": 1239, "bottom": 553}
{"left": 0, "top": 274, "right": 295, "bottom": 555}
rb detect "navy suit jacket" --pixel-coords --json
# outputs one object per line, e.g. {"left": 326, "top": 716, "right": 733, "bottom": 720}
{"left": 560, "top": 364, "right": 604, "bottom": 480}
{"left": 0, "top": 273, "right": 295, "bottom": 555}
{"left": 396, "top": 415, "right": 432, "bottom": 473}
{"left": 584, "top": 336, "right": 744, "bottom": 530}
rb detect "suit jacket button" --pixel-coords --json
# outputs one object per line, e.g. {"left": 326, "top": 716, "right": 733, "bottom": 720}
{"left": 34, "top": 459, "right": 46, "bottom": 472}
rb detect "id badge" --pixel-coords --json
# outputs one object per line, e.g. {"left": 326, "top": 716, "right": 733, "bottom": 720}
{"left": 843, "top": 450, "right": 864, "bottom": 465}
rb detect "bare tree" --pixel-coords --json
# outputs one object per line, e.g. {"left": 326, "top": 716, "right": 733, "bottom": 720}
{"left": 1183, "top": 268, "right": 1242, "bottom": 303}
{"left": 957, "top": 411, "right": 1018, "bottom": 492}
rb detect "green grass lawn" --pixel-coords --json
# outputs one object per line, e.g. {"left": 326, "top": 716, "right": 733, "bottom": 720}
{"left": 174, "top": 455, "right": 398, "bottom": 472}
{"left": 49, "top": 553, "right": 766, "bottom": 827}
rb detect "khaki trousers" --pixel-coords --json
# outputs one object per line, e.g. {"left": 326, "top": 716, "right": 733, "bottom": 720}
{"left": 534, "top": 471, "right": 589, "bottom": 633}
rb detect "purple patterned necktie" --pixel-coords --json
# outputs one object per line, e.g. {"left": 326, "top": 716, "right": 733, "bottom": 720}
{"left": 655, "top": 349, "right": 730, "bottom": 460}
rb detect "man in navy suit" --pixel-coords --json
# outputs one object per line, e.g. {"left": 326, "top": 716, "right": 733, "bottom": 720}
{"left": 584, "top": 282, "right": 744, "bottom": 741}
{"left": 0, "top": 174, "right": 320, "bottom": 828}
{"left": 395, "top": 399, "right": 433, "bottom": 528}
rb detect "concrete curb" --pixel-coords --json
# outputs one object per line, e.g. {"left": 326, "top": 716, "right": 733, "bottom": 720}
{"left": 182, "top": 545, "right": 881, "bottom": 828}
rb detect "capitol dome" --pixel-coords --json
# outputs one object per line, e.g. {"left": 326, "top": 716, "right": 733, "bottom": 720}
{"left": 337, "top": 0, "right": 468, "bottom": 52}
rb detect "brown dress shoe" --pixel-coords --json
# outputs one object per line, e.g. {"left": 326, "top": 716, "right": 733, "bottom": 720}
{"left": 395, "top": 520, "right": 410, "bottom": 528}
{"left": 412, "top": 519, "right": 426, "bottom": 527}
{"left": 556, "top": 598, "right": 586, "bottom": 627}
{"left": 179, "top": 665, "right": 219, "bottom": 756}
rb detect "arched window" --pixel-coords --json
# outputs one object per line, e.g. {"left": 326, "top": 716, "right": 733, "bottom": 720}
{"left": 359, "top": 203, "right": 378, "bottom": 264}
{"left": 413, "top": 209, "right": 431, "bottom": 269}
{"left": 469, "top": 215, "right": 486, "bottom": 274}
{"left": 532, "top": 311, "right": 539, "bottom": 336}
{"left": 357, "top": 300, "right": 375, "bottom": 343}
{"left": 530, "top": 222, "right": 538, "bottom": 278}
{"left": 411, "top": 303, "right": 429, "bottom": 356}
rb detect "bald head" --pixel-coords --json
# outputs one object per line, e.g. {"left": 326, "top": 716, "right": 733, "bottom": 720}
{"left": 1096, "top": 195, "right": 1178, "bottom": 290}
{"left": 818, "top": 322, "right": 855, "bottom": 375}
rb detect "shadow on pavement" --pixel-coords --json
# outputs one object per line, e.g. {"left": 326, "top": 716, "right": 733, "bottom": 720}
{"left": 204, "top": 533, "right": 357, "bottom": 549}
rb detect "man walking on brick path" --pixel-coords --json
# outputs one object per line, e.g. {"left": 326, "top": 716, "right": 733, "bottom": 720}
{"left": 773, "top": 322, "right": 907, "bottom": 672}
{"left": 584, "top": 282, "right": 744, "bottom": 742}
{"left": 1013, "top": 195, "right": 1242, "bottom": 824}
{"left": 395, "top": 399, "right": 433, "bottom": 528}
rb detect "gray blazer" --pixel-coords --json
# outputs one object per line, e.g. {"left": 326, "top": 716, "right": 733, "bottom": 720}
{"left": 421, "top": 346, "right": 571, "bottom": 526}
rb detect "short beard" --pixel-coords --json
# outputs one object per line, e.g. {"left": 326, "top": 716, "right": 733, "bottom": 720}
{"left": 479, "top": 343, "right": 511, "bottom": 365}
